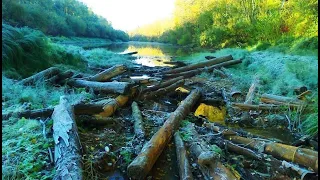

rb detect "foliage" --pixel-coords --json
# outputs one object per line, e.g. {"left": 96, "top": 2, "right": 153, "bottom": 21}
{"left": 129, "top": 0, "right": 318, "bottom": 53}
{"left": 2, "top": 118, "right": 55, "bottom": 179}
{"left": 2, "top": 23, "right": 86, "bottom": 78}
{"left": 2, "top": 0, "right": 129, "bottom": 41}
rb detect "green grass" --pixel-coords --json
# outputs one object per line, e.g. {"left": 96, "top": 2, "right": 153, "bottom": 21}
{"left": 2, "top": 118, "right": 55, "bottom": 179}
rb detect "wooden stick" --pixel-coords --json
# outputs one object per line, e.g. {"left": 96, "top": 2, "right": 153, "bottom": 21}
{"left": 164, "top": 55, "right": 233, "bottom": 74}
{"left": 127, "top": 89, "right": 201, "bottom": 180}
{"left": 142, "top": 76, "right": 184, "bottom": 93}
{"left": 52, "top": 96, "right": 82, "bottom": 179}
{"left": 260, "top": 94, "right": 305, "bottom": 107}
{"left": 231, "top": 103, "right": 281, "bottom": 111}
{"left": 86, "top": 64, "right": 127, "bottom": 82}
{"left": 143, "top": 79, "right": 185, "bottom": 99}
{"left": 174, "top": 132, "right": 194, "bottom": 180}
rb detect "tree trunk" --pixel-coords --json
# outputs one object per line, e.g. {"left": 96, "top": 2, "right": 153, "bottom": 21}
{"left": 19, "top": 67, "right": 61, "bottom": 85}
{"left": 86, "top": 64, "right": 127, "bottom": 82}
{"left": 127, "top": 89, "right": 201, "bottom": 180}
{"left": 94, "top": 94, "right": 130, "bottom": 118}
{"left": 186, "top": 123, "right": 237, "bottom": 180}
{"left": 68, "top": 79, "right": 130, "bottom": 94}
{"left": 132, "top": 101, "right": 146, "bottom": 139}
{"left": 164, "top": 55, "right": 233, "bottom": 74}
{"left": 46, "top": 70, "right": 74, "bottom": 84}
{"left": 164, "top": 59, "right": 242, "bottom": 78}
{"left": 52, "top": 96, "right": 82, "bottom": 180}
{"left": 143, "top": 79, "right": 185, "bottom": 99}
{"left": 141, "top": 76, "right": 184, "bottom": 93}
{"left": 174, "top": 132, "right": 194, "bottom": 180}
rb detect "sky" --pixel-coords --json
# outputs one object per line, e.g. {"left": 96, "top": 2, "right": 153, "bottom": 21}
{"left": 79, "top": 0, "right": 175, "bottom": 32}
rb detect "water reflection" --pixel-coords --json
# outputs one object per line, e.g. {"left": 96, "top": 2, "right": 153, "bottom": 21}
{"left": 103, "top": 41, "right": 201, "bottom": 67}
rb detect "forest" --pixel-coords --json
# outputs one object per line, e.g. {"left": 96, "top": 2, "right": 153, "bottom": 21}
{"left": 2, "top": 0, "right": 318, "bottom": 179}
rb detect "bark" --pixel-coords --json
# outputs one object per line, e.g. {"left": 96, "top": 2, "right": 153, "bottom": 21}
{"left": 132, "top": 101, "right": 146, "bottom": 139}
{"left": 231, "top": 103, "right": 280, "bottom": 111}
{"left": 86, "top": 64, "right": 127, "bottom": 82}
{"left": 127, "top": 89, "right": 201, "bottom": 180}
{"left": 142, "top": 76, "right": 184, "bottom": 93}
{"left": 19, "top": 67, "right": 61, "bottom": 85}
{"left": 143, "top": 79, "right": 185, "bottom": 99}
{"left": 52, "top": 96, "right": 82, "bottom": 180}
{"left": 186, "top": 123, "right": 237, "bottom": 180}
{"left": 174, "top": 132, "right": 194, "bottom": 180}
{"left": 164, "top": 59, "right": 242, "bottom": 78}
{"left": 68, "top": 79, "right": 130, "bottom": 94}
{"left": 164, "top": 55, "right": 233, "bottom": 74}
{"left": 260, "top": 94, "right": 305, "bottom": 107}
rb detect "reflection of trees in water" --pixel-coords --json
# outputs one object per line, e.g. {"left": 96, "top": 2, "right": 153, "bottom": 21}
{"left": 104, "top": 43, "right": 129, "bottom": 52}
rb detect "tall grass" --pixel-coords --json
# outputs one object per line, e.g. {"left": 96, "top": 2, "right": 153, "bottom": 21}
{"left": 2, "top": 23, "right": 86, "bottom": 79}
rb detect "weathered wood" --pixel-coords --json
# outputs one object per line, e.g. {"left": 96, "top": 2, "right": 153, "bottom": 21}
{"left": 186, "top": 123, "right": 237, "bottom": 180}
{"left": 19, "top": 67, "right": 61, "bottom": 85}
{"left": 120, "top": 51, "right": 138, "bottom": 55}
{"left": 143, "top": 79, "right": 185, "bottom": 99}
{"left": 94, "top": 94, "right": 130, "bottom": 118}
{"left": 132, "top": 101, "right": 146, "bottom": 139}
{"left": 52, "top": 96, "right": 82, "bottom": 180}
{"left": 2, "top": 108, "right": 54, "bottom": 120}
{"left": 231, "top": 103, "right": 281, "bottom": 111}
{"left": 164, "top": 55, "right": 233, "bottom": 74}
{"left": 213, "top": 68, "right": 228, "bottom": 78}
{"left": 225, "top": 141, "right": 263, "bottom": 160}
{"left": 260, "top": 94, "right": 305, "bottom": 107}
{"left": 240, "top": 78, "right": 259, "bottom": 124}
{"left": 68, "top": 79, "right": 130, "bottom": 94}
{"left": 205, "top": 56, "right": 216, "bottom": 60}
{"left": 127, "top": 89, "right": 201, "bottom": 180}
{"left": 174, "top": 132, "right": 194, "bottom": 180}
{"left": 86, "top": 64, "right": 127, "bottom": 82}
{"left": 164, "top": 59, "right": 242, "bottom": 78}
{"left": 142, "top": 76, "right": 184, "bottom": 93}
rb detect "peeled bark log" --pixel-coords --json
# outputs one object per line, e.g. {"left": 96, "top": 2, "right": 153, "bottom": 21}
{"left": 260, "top": 94, "right": 305, "bottom": 107}
{"left": 186, "top": 123, "right": 237, "bottom": 180}
{"left": 164, "top": 55, "right": 233, "bottom": 74}
{"left": 19, "top": 67, "right": 61, "bottom": 85}
{"left": 94, "top": 94, "right": 130, "bottom": 118}
{"left": 174, "top": 132, "right": 194, "bottom": 180}
{"left": 127, "top": 89, "right": 201, "bottom": 180}
{"left": 231, "top": 103, "right": 281, "bottom": 111}
{"left": 142, "top": 76, "right": 184, "bottom": 93}
{"left": 86, "top": 64, "right": 127, "bottom": 82}
{"left": 143, "top": 79, "right": 185, "bottom": 99}
{"left": 132, "top": 101, "right": 146, "bottom": 139}
{"left": 68, "top": 79, "right": 130, "bottom": 94}
{"left": 52, "top": 96, "right": 82, "bottom": 180}
{"left": 164, "top": 59, "right": 242, "bottom": 78}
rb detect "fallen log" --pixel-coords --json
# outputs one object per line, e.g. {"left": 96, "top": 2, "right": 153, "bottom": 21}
{"left": 260, "top": 94, "right": 305, "bottom": 107}
{"left": 52, "top": 96, "right": 82, "bottom": 179}
{"left": 127, "top": 89, "right": 201, "bottom": 180}
{"left": 19, "top": 67, "right": 61, "bottom": 85}
{"left": 174, "top": 132, "right": 194, "bottom": 180}
{"left": 132, "top": 101, "right": 146, "bottom": 139}
{"left": 86, "top": 64, "right": 127, "bottom": 82}
{"left": 213, "top": 69, "right": 228, "bottom": 78}
{"left": 231, "top": 103, "right": 281, "bottom": 111}
{"left": 185, "top": 123, "right": 237, "bottom": 180}
{"left": 141, "top": 76, "right": 184, "bottom": 93}
{"left": 46, "top": 70, "right": 74, "bottom": 84}
{"left": 68, "top": 79, "right": 130, "bottom": 94}
{"left": 143, "top": 79, "right": 185, "bottom": 99}
{"left": 164, "top": 55, "right": 233, "bottom": 74}
{"left": 94, "top": 94, "right": 130, "bottom": 118}
{"left": 227, "top": 135, "right": 318, "bottom": 173}
{"left": 164, "top": 59, "right": 242, "bottom": 78}
{"left": 120, "top": 51, "right": 138, "bottom": 55}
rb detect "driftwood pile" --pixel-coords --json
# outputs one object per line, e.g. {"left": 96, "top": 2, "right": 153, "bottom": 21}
{"left": 3, "top": 54, "right": 318, "bottom": 180}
